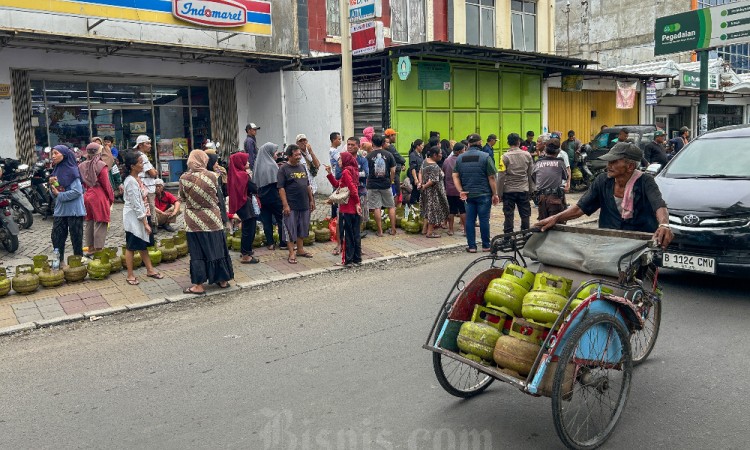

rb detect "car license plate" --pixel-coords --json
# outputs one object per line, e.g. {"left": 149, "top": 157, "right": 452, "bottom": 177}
{"left": 662, "top": 252, "right": 716, "bottom": 274}
{"left": 18, "top": 180, "right": 31, "bottom": 188}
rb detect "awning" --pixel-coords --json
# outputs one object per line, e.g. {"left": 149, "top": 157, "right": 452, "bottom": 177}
{"left": 0, "top": 28, "right": 298, "bottom": 72}
{"left": 299, "top": 42, "right": 669, "bottom": 81}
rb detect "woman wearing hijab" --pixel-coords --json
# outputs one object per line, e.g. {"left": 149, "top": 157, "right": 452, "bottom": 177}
{"left": 179, "top": 150, "right": 234, "bottom": 294}
{"left": 78, "top": 142, "right": 114, "bottom": 255}
{"left": 325, "top": 151, "right": 362, "bottom": 266}
{"left": 49, "top": 145, "right": 86, "bottom": 265}
{"left": 207, "top": 152, "right": 229, "bottom": 227}
{"left": 228, "top": 152, "right": 260, "bottom": 264}
{"left": 122, "top": 150, "right": 163, "bottom": 285}
{"left": 255, "top": 142, "right": 287, "bottom": 250}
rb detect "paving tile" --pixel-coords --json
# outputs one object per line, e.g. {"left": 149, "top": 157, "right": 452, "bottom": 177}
{"left": 40, "top": 309, "right": 67, "bottom": 320}
{"left": 12, "top": 301, "right": 39, "bottom": 311}
{"left": 15, "top": 313, "right": 43, "bottom": 323}
{"left": 37, "top": 304, "right": 64, "bottom": 313}
{"left": 82, "top": 296, "right": 106, "bottom": 306}
{"left": 0, "top": 317, "right": 20, "bottom": 328}
{"left": 34, "top": 297, "right": 61, "bottom": 307}
{"left": 79, "top": 290, "right": 102, "bottom": 300}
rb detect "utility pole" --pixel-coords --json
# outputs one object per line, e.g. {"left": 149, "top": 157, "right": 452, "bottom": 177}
{"left": 698, "top": 49, "right": 709, "bottom": 136}
{"left": 340, "top": 0, "right": 354, "bottom": 138}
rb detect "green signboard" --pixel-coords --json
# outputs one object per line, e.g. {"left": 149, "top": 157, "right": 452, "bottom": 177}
{"left": 418, "top": 62, "right": 451, "bottom": 90}
{"left": 655, "top": 0, "right": 750, "bottom": 56}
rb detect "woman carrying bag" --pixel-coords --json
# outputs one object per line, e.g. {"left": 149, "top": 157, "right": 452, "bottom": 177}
{"left": 325, "top": 151, "right": 362, "bottom": 266}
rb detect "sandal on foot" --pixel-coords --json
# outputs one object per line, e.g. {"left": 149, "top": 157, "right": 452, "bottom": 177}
{"left": 388, "top": 229, "right": 397, "bottom": 236}
{"left": 287, "top": 257, "right": 298, "bottom": 264}
{"left": 147, "top": 272, "right": 164, "bottom": 279}
{"left": 266, "top": 244, "right": 276, "bottom": 250}
{"left": 332, "top": 248, "right": 341, "bottom": 255}
{"left": 447, "top": 231, "right": 454, "bottom": 236}
{"left": 216, "top": 282, "right": 231, "bottom": 289}
{"left": 466, "top": 247, "right": 477, "bottom": 253}
{"left": 241, "top": 257, "right": 260, "bottom": 264}
{"left": 426, "top": 233, "right": 442, "bottom": 238}
{"left": 183, "top": 287, "right": 205, "bottom": 295}
{"left": 126, "top": 278, "right": 139, "bottom": 286}
{"left": 297, "top": 252, "right": 313, "bottom": 258}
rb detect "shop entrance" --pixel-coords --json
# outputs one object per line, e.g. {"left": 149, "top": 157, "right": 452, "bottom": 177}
{"left": 91, "top": 107, "right": 154, "bottom": 161}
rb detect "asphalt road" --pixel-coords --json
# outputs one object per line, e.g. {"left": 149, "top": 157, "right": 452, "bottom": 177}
{"left": 0, "top": 251, "right": 748, "bottom": 449}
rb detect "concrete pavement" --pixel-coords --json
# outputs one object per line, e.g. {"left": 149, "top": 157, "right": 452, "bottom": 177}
{"left": 0, "top": 193, "right": 591, "bottom": 334}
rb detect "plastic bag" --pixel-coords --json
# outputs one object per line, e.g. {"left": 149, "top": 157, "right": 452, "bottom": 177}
{"left": 328, "top": 216, "right": 338, "bottom": 242}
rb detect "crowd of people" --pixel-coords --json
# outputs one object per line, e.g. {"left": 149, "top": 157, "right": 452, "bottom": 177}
{"left": 43, "top": 121, "right": 675, "bottom": 288}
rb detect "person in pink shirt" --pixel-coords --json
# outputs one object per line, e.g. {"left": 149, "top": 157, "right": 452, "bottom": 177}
{"left": 78, "top": 142, "right": 114, "bottom": 255}
{"left": 441, "top": 142, "right": 466, "bottom": 235}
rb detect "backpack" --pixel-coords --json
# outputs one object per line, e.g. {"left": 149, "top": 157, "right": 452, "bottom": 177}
{"left": 374, "top": 153, "right": 387, "bottom": 178}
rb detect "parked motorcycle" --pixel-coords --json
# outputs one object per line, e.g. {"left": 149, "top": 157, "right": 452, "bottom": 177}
{"left": 0, "top": 159, "right": 34, "bottom": 229}
{"left": 571, "top": 146, "right": 596, "bottom": 192}
{"left": 26, "top": 158, "right": 55, "bottom": 219}
{"left": 0, "top": 179, "right": 21, "bottom": 252}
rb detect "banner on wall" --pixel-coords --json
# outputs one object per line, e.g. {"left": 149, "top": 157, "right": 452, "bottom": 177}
{"left": 645, "top": 81, "right": 658, "bottom": 106}
{"left": 418, "top": 62, "right": 451, "bottom": 90}
{"left": 616, "top": 81, "right": 638, "bottom": 109}
{"left": 351, "top": 21, "right": 384, "bottom": 55}
{"left": 561, "top": 75, "right": 583, "bottom": 92}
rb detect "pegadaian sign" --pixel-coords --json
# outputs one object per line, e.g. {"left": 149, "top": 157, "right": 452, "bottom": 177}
{"left": 655, "top": 0, "right": 750, "bottom": 56}
{"left": 173, "top": 0, "right": 248, "bottom": 28}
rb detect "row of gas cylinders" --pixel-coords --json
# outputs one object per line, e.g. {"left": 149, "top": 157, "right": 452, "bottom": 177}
{"left": 0, "top": 234, "right": 189, "bottom": 297}
{"left": 454, "top": 264, "right": 612, "bottom": 377}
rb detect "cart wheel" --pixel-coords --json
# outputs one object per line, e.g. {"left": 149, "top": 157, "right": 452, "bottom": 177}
{"left": 630, "top": 295, "right": 662, "bottom": 366}
{"left": 431, "top": 307, "right": 494, "bottom": 398}
{"left": 432, "top": 352, "right": 494, "bottom": 398}
{"left": 552, "top": 313, "right": 633, "bottom": 450}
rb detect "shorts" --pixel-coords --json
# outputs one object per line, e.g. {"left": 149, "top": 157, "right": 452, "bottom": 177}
{"left": 447, "top": 195, "right": 466, "bottom": 215}
{"left": 283, "top": 209, "right": 311, "bottom": 242}
{"left": 367, "top": 188, "right": 395, "bottom": 209}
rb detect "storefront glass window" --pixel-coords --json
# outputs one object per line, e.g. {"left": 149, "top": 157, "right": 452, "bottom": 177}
{"left": 30, "top": 80, "right": 48, "bottom": 158}
{"left": 47, "top": 105, "right": 90, "bottom": 150}
{"left": 155, "top": 106, "right": 191, "bottom": 182}
{"left": 88, "top": 82, "right": 152, "bottom": 106}
{"left": 153, "top": 85, "right": 189, "bottom": 107}
{"left": 190, "top": 86, "right": 210, "bottom": 106}
{"left": 191, "top": 107, "right": 212, "bottom": 149}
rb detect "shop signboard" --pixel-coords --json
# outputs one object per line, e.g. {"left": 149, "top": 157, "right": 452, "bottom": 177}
{"left": 418, "top": 62, "right": 451, "bottom": 90}
{"left": 0, "top": 84, "right": 10, "bottom": 98}
{"left": 397, "top": 57, "right": 412, "bottom": 81}
{"left": 349, "top": 0, "right": 382, "bottom": 22}
{"left": 173, "top": 0, "right": 248, "bottom": 27}
{"left": 351, "top": 21, "right": 384, "bottom": 55}
{"left": 646, "top": 81, "right": 658, "bottom": 105}
{"left": 561, "top": 75, "right": 583, "bottom": 92}
{"left": 680, "top": 70, "right": 719, "bottom": 90}
{"left": 655, "top": 0, "right": 750, "bottom": 56}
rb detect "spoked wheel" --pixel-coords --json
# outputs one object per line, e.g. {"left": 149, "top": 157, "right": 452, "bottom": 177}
{"left": 630, "top": 293, "right": 662, "bottom": 366}
{"left": 552, "top": 313, "right": 633, "bottom": 450}
{"left": 432, "top": 309, "right": 493, "bottom": 398}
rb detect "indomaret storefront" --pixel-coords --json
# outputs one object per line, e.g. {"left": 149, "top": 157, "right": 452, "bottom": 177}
{"left": 0, "top": 0, "right": 296, "bottom": 183}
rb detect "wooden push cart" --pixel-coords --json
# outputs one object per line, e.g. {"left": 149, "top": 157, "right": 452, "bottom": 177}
{"left": 423, "top": 226, "right": 663, "bottom": 449}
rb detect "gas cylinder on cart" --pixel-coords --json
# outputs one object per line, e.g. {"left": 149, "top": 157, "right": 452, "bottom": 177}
{"left": 521, "top": 272, "right": 573, "bottom": 326}
{"left": 568, "top": 283, "right": 615, "bottom": 312}
{"left": 483, "top": 264, "right": 534, "bottom": 317}
{"left": 456, "top": 322, "right": 502, "bottom": 363}
{"left": 493, "top": 318, "right": 550, "bottom": 376}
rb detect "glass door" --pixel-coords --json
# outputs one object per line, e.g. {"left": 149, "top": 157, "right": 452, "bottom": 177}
{"left": 121, "top": 107, "right": 156, "bottom": 167}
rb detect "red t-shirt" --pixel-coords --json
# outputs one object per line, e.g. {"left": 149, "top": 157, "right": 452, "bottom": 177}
{"left": 155, "top": 190, "right": 178, "bottom": 212}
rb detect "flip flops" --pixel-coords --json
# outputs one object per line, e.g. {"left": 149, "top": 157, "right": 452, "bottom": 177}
{"left": 296, "top": 252, "right": 313, "bottom": 258}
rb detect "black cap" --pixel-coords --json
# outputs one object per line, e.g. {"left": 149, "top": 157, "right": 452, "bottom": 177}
{"left": 467, "top": 133, "right": 482, "bottom": 144}
{"left": 599, "top": 142, "right": 643, "bottom": 162}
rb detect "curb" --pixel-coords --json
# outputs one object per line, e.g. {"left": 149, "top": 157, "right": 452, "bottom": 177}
{"left": 0, "top": 237, "right": 515, "bottom": 337}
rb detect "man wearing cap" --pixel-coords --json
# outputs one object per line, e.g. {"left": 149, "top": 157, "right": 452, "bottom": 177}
{"left": 134, "top": 135, "right": 159, "bottom": 232}
{"left": 384, "top": 128, "right": 406, "bottom": 206}
{"left": 295, "top": 133, "right": 321, "bottom": 194}
{"left": 153, "top": 178, "right": 181, "bottom": 232}
{"left": 535, "top": 142, "right": 674, "bottom": 248}
{"left": 244, "top": 123, "right": 260, "bottom": 168}
{"left": 452, "top": 134, "right": 500, "bottom": 253}
{"left": 667, "top": 126, "right": 690, "bottom": 157}
{"left": 644, "top": 131, "right": 668, "bottom": 166}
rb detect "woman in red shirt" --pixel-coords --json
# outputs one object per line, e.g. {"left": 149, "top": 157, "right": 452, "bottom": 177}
{"left": 79, "top": 142, "right": 114, "bottom": 255}
{"left": 325, "top": 151, "right": 362, "bottom": 266}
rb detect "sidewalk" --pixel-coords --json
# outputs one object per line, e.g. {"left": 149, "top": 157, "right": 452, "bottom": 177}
{"left": 0, "top": 193, "right": 591, "bottom": 335}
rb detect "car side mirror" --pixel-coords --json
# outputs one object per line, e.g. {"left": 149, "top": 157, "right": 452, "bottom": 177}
{"left": 645, "top": 163, "right": 662, "bottom": 175}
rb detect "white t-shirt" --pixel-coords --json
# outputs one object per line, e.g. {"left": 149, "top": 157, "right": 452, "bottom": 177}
{"left": 300, "top": 153, "right": 317, "bottom": 194}
{"left": 557, "top": 151, "right": 570, "bottom": 168}
{"left": 139, "top": 153, "right": 157, "bottom": 194}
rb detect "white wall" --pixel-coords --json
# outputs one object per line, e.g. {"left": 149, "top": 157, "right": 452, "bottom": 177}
{"left": 235, "top": 69, "right": 285, "bottom": 154}
{"left": 282, "top": 70, "right": 342, "bottom": 195}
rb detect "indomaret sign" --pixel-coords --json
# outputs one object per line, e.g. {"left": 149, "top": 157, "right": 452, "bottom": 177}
{"left": 173, "top": 0, "right": 271, "bottom": 29}
{"left": 655, "top": 0, "right": 750, "bottom": 55}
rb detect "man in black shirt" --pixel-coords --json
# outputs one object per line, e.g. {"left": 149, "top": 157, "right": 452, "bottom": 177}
{"left": 385, "top": 128, "right": 406, "bottom": 206}
{"left": 366, "top": 134, "right": 397, "bottom": 236}
{"left": 644, "top": 130, "right": 668, "bottom": 166}
{"left": 535, "top": 142, "right": 674, "bottom": 248}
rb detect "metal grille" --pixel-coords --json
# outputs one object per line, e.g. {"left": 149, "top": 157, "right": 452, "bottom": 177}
{"left": 208, "top": 79, "right": 239, "bottom": 158}
{"left": 11, "top": 69, "right": 34, "bottom": 164}
{"left": 353, "top": 77, "right": 384, "bottom": 135}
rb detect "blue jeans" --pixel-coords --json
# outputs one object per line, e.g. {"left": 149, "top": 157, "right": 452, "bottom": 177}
{"left": 465, "top": 195, "right": 492, "bottom": 250}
